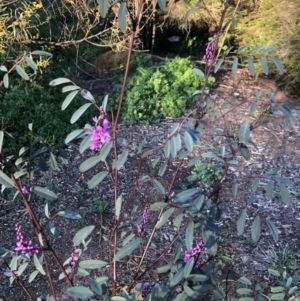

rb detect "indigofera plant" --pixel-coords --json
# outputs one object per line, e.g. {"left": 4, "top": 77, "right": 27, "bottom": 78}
{"left": 0, "top": 0, "right": 299, "bottom": 300}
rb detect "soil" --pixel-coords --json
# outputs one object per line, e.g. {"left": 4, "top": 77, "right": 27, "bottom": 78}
{"left": 0, "top": 64, "right": 300, "bottom": 301}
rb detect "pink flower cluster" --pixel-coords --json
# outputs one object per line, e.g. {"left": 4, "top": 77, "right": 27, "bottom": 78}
{"left": 183, "top": 240, "right": 204, "bottom": 267}
{"left": 21, "top": 187, "right": 33, "bottom": 194}
{"left": 137, "top": 203, "right": 150, "bottom": 236}
{"left": 69, "top": 245, "right": 79, "bottom": 269}
{"left": 15, "top": 224, "right": 39, "bottom": 257}
{"left": 90, "top": 118, "right": 110, "bottom": 150}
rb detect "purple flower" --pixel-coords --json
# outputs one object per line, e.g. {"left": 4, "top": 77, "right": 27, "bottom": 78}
{"left": 137, "top": 204, "right": 150, "bottom": 236}
{"left": 203, "top": 34, "right": 220, "bottom": 66}
{"left": 21, "top": 187, "right": 32, "bottom": 194}
{"left": 15, "top": 224, "right": 39, "bottom": 257}
{"left": 92, "top": 116, "right": 99, "bottom": 123}
{"left": 90, "top": 118, "right": 110, "bottom": 150}
{"left": 69, "top": 245, "right": 79, "bottom": 269}
{"left": 182, "top": 240, "right": 204, "bottom": 267}
{"left": 141, "top": 279, "right": 160, "bottom": 293}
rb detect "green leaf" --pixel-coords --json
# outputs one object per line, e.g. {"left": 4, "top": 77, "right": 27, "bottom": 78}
{"left": 270, "top": 293, "right": 285, "bottom": 300}
{"left": 67, "top": 287, "right": 94, "bottom": 298}
{"left": 3, "top": 73, "right": 9, "bottom": 88}
{"left": 88, "top": 171, "right": 109, "bottom": 189}
{"left": 232, "top": 56, "right": 238, "bottom": 76}
{"left": 79, "top": 155, "right": 102, "bottom": 173}
{"left": 236, "top": 288, "right": 253, "bottom": 295}
{"left": 184, "top": 257, "right": 194, "bottom": 278}
{"left": 95, "top": 276, "right": 109, "bottom": 284}
{"left": 156, "top": 208, "right": 175, "bottom": 229}
{"left": 33, "top": 187, "right": 57, "bottom": 201}
{"left": 114, "top": 238, "right": 142, "bottom": 261}
{"left": 0, "top": 131, "right": 3, "bottom": 153}
{"left": 16, "top": 262, "right": 29, "bottom": 276}
{"left": 81, "top": 89, "right": 95, "bottom": 102}
{"left": 248, "top": 57, "right": 255, "bottom": 76}
{"left": 192, "top": 68, "right": 204, "bottom": 77}
{"left": 57, "top": 210, "right": 82, "bottom": 219}
{"left": 79, "top": 135, "right": 91, "bottom": 154}
{"left": 150, "top": 202, "right": 167, "bottom": 211}
{"left": 116, "top": 196, "right": 122, "bottom": 220}
{"left": 29, "top": 270, "right": 39, "bottom": 283}
{"left": 152, "top": 179, "right": 165, "bottom": 195}
{"left": 90, "top": 279, "right": 102, "bottom": 295}
{"left": 169, "top": 123, "right": 179, "bottom": 135}
{"left": 33, "top": 254, "right": 45, "bottom": 275}
{"left": 62, "top": 90, "right": 79, "bottom": 111}
{"left": 238, "top": 276, "right": 252, "bottom": 285}
{"left": 187, "top": 274, "right": 208, "bottom": 281}
{"left": 260, "top": 56, "right": 269, "bottom": 75}
{"left": 239, "top": 123, "right": 250, "bottom": 144}
{"left": 79, "top": 260, "right": 107, "bottom": 269}
{"left": 164, "top": 140, "right": 171, "bottom": 158}
{"left": 32, "top": 50, "right": 52, "bottom": 57}
{"left": 62, "top": 85, "right": 80, "bottom": 93}
{"left": 50, "top": 152, "right": 58, "bottom": 170}
{"left": 232, "top": 184, "right": 238, "bottom": 197}
{"left": 16, "top": 65, "right": 29, "bottom": 80}
{"left": 102, "top": 95, "right": 108, "bottom": 113}
{"left": 265, "top": 181, "right": 274, "bottom": 200}
{"left": 174, "top": 212, "right": 183, "bottom": 230}
{"left": 251, "top": 216, "right": 261, "bottom": 243}
{"left": 110, "top": 297, "right": 126, "bottom": 301}
{"left": 240, "top": 145, "right": 250, "bottom": 160}
{"left": 0, "top": 65, "right": 7, "bottom": 72}
{"left": 185, "top": 221, "right": 194, "bottom": 251}
{"left": 65, "top": 129, "right": 85, "bottom": 144}
{"left": 237, "top": 208, "right": 247, "bottom": 235}
{"left": 238, "top": 298, "right": 254, "bottom": 301}
{"left": 157, "top": 264, "right": 171, "bottom": 274}
{"left": 271, "top": 286, "right": 284, "bottom": 293}
{"left": 48, "top": 221, "right": 61, "bottom": 237}
{"left": 266, "top": 219, "right": 278, "bottom": 242}
{"left": 251, "top": 179, "right": 259, "bottom": 192}
{"left": 279, "top": 183, "right": 290, "bottom": 205}
{"left": 270, "top": 56, "right": 284, "bottom": 75}
{"left": 268, "top": 269, "right": 280, "bottom": 277}
{"left": 237, "top": 44, "right": 249, "bottom": 54}
{"left": 25, "top": 57, "right": 38, "bottom": 71}
{"left": 184, "top": 7, "right": 198, "bottom": 30}
{"left": 279, "top": 104, "right": 295, "bottom": 126}
{"left": 157, "top": 0, "right": 166, "bottom": 10}
{"left": 118, "top": 3, "right": 127, "bottom": 33}
{"left": 70, "top": 103, "right": 92, "bottom": 124}
{"left": 49, "top": 77, "right": 71, "bottom": 86}
{"left": 73, "top": 225, "right": 95, "bottom": 246}
{"left": 214, "top": 58, "right": 224, "bottom": 73}
{"left": 116, "top": 150, "right": 128, "bottom": 170}
{"left": 174, "top": 188, "right": 198, "bottom": 203}
{"left": 99, "top": 0, "right": 109, "bottom": 18}
{"left": 99, "top": 141, "right": 113, "bottom": 161}
{"left": 184, "top": 131, "right": 193, "bottom": 152}
{"left": 171, "top": 267, "right": 184, "bottom": 286}
{"left": 158, "top": 163, "right": 167, "bottom": 176}
{"left": 170, "top": 136, "right": 177, "bottom": 158}
{"left": 249, "top": 45, "right": 265, "bottom": 54}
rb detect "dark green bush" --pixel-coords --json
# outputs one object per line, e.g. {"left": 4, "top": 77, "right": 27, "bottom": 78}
{"left": 0, "top": 80, "right": 93, "bottom": 155}
{"left": 110, "top": 56, "right": 215, "bottom": 124}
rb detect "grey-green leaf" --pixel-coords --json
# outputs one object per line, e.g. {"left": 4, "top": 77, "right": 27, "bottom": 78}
{"left": 33, "top": 187, "right": 57, "bottom": 201}
{"left": 70, "top": 103, "right": 92, "bottom": 124}
{"left": 90, "top": 279, "right": 102, "bottom": 295}
{"left": 266, "top": 219, "right": 278, "bottom": 243}
{"left": 88, "top": 171, "right": 109, "bottom": 189}
{"left": 114, "top": 238, "right": 142, "bottom": 261}
{"left": 29, "top": 270, "right": 39, "bottom": 283}
{"left": 158, "top": 163, "right": 167, "bottom": 177}
{"left": 265, "top": 181, "right": 274, "bottom": 200}
{"left": 73, "top": 225, "right": 95, "bottom": 246}
{"left": 65, "top": 129, "right": 85, "bottom": 144}
{"left": 16, "top": 65, "right": 29, "bottom": 80}
{"left": 251, "top": 178, "right": 259, "bottom": 192}
{"left": 192, "top": 68, "right": 204, "bottom": 77}
{"left": 118, "top": 3, "right": 127, "bottom": 33}
{"left": 214, "top": 58, "right": 224, "bottom": 73}
{"left": 116, "top": 150, "right": 128, "bottom": 170}
{"left": 184, "top": 131, "right": 193, "bottom": 152}
{"left": 150, "top": 202, "right": 167, "bottom": 211}
{"left": 279, "top": 183, "right": 290, "bottom": 205}
{"left": 185, "top": 221, "right": 194, "bottom": 251}
{"left": 152, "top": 179, "right": 165, "bottom": 195}
{"left": 57, "top": 210, "right": 82, "bottom": 220}
{"left": 33, "top": 254, "right": 45, "bottom": 275}
{"left": 157, "top": 0, "right": 166, "bottom": 10}
{"left": 99, "top": 141, "right": 113, "bottom": 161}
{"left": 62, "top": 90, "right": 78, "bottom": 111}
{"left": 248, "top": 56, "right": 255, "bottom": 76}
{"left": 260, "top": 56, "right": 269, "bottom": 75}
{"left": 99, "top": 0, "right": 109, "bottom": 18}
{"left": 79, "top": 260, "right": 107, "bottom": 269}
{"left": 270, "top": 56, "right": 284, "bottom": 75}
{"left": 0, "top": 171, "right": 14, "bottom": 188}
{"left": 79, "top": 155, "right": 102, "bottom": 173}
{"left": 156, "top": 208, "right": 175, "bottom": 229}
{"left": 174, "top": 188, "right": 198, "bottom": 203}
{"left": 237, "top": 208, "right": 247, "bottom": 235}
{"left": 67, "top": 287, "right": 94, "bottom": 298}
{"left": 251, "top": 216, "right": 261, "bottom": 243}
{"left": 232, "top": 56, "right": 238, "bottom": 76}
{"left": 239, "top": 123, "right": 250, "bottom": 144}
{"left": 184, "top": 257, "right": 194, "bottom": 279}
{"left": 25, "top": 57, "right": 38, "bottom": 71}
{"left": 3, "top": 73, "right": 9, "bottom": 88}
{"left": 49, "top": 77, "right": 71, "bottom": 86}
{"left": 49, "top": 221, "right": 61, "bottom": 237}
{"left": 116, "top": 196, "right": 122, "bottom": 220}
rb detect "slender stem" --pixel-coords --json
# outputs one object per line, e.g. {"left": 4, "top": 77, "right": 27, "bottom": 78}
{"left": 2, "top": 259, "right": 35, "bottom": 301}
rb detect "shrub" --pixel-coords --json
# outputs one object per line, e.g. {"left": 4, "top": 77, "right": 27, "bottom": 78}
{"left": 110, "top": 56, "right": 215, "bottom": 124}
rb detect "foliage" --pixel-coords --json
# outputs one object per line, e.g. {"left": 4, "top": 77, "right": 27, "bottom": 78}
{"left": 236, "top": 0, "right": 300, "bottom": 94}
{"left": 88, "top": 198, "right": 109, "bottom": 213}
{"left": 110, "top": 56, "right": 215, "bottom": 124}
{"left": 0, "top": 1, "right": 299, "bottom": 301}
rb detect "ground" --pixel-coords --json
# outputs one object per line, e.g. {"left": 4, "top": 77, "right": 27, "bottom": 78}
{"left": 0, "top": 66, "right": 300, "bottom": 301}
